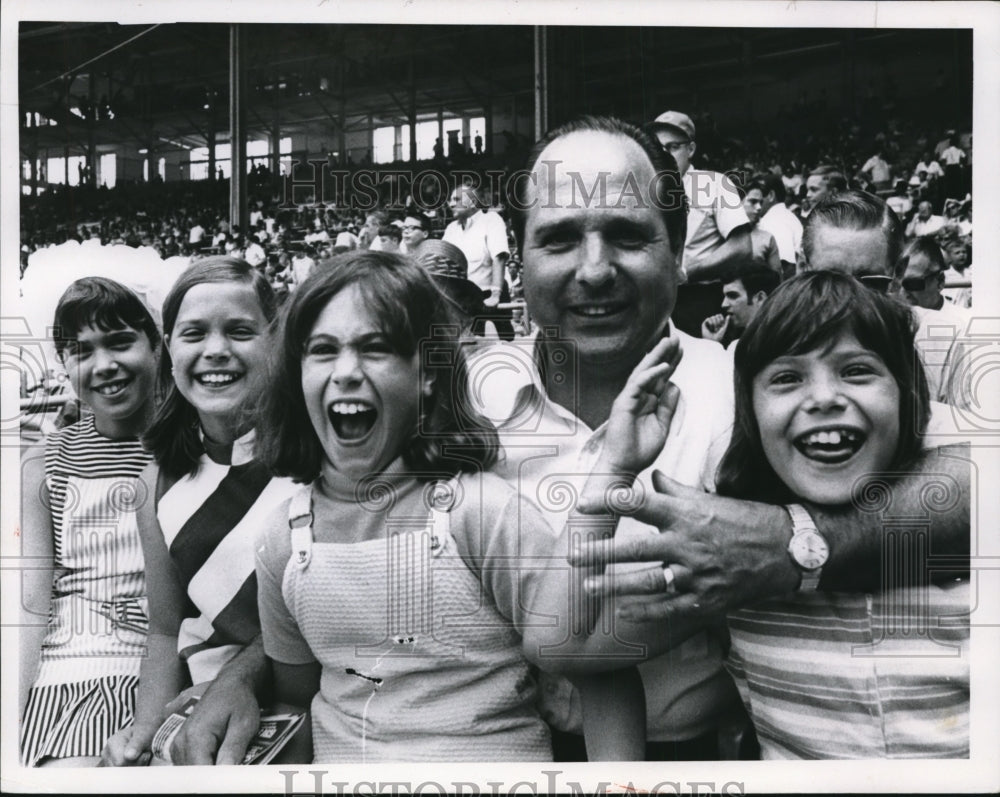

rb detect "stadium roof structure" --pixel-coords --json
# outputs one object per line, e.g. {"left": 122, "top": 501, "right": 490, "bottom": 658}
{"left": 19, "top": 22, "right": 971, "bottom": 162}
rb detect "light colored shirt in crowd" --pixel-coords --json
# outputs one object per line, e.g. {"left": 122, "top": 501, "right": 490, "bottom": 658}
{"left": 940, "top": 146, "right": 966, "bottom": 167}
{"left": 758, "top": 202, "right": 803, "bottom": 265}
{"left": 188, "top": 224, "right": 205, "bottom": 245}
{"left": 914, "top": 160, "right": 944, "bottom": 179}
{"left": 243, "top": 241, "right": 266, "bottom": 267}
{"left": 291, "top": 253, "right": 315, "bottom": 286}
{"left": 861, "top": 155, "right": 892, "bottom": 185}
{"left": 468, "top": 326, "right": 739, "bottom": 742}
{"left": 906, "top": 214, "right": 945, "bottom": 238}
{"left": 443, "top": 210, "right": 509, "bottom": 291}
{"left": 682, "top": 170, "right": 750, "bottom": 280}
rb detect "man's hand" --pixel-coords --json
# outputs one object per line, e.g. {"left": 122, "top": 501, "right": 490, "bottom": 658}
{"left": 168, "top": 675, "right": 260, "bottom": 765}
{"left": 599, "top": 337, "right": 682, "bottom": 478}
{"left": 484, "top": 286, "right": 501, "bottom": 308}
{"left": 700, "top": 313, "right": 730, "bottom": 343}
{"left": 572, "top": 470, "right": 800, "bottom": 621}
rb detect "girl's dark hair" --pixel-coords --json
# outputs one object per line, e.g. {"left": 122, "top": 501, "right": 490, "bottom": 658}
{"left": 716, "top": 271, "right": 930, "bottom": 505}
{"left": 144, "top": 257, "right": 277, "bottom": 479}
{"left": 258, "top": 250, "right": 499, "bottom": 483}
{"left": 53, "top": 277, "right": 160, "bottom": 359}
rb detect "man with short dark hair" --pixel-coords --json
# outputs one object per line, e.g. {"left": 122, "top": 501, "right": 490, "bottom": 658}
{"left": 400, "top": 212, "right": 430, "bottom": 254}
{"left": 701, "top": 268, "right": 780, "bottom": 346}
{"left": 754, "top": 173, "right": 802, "bottom": 278}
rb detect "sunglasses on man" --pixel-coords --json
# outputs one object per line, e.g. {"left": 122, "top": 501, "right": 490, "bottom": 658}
{"left": 856, "top": 274, "right": 895, "bottom": 294}
{"left": 900, "top": 272, "right": 943, "bottom": 293}
{"left": 661, "top": 141, "right": 691, "bottom": 153}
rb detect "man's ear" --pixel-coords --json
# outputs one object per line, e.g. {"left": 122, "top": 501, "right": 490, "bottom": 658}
{"left": 751, "top": 290, "right": 768, "bottom": 307}
{"left": 689, "top": 140, "right": 697, "bottom": 159}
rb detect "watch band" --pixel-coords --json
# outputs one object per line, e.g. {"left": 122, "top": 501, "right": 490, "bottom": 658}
{"left": 785, "top": 503, "right": 826, "bottom": 592}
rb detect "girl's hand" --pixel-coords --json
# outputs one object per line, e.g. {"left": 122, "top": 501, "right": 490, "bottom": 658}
{"left": 602, "top": 337, "right": 682, "bottom": 475}
{"left": 99, "top": 724, "right": 154, "bottom": 767}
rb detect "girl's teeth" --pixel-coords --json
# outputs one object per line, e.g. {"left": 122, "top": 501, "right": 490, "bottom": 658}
{"left": 200, "top": 373, "right": 236, "bottom": 384}
{"left": 332, "top": 402, "right": 369, "bottom": 414}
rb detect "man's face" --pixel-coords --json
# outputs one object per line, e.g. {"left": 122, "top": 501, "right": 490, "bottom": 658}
{"left": 720, "top": 279, "right": 754, "bottom": 332}
{"left": 401, "top": 216, "right": 428, "bottom": 248}
{"left": 521, "top": 130, "right": 677, "bottom": 370}
{"left": 448, "top": 187, "right": 478, "bottom": 222}
{"left": 743, "top": 188, "right": 765, "bottom": 224}
{"left": 805, "top": 175, "right": 828, "bottom": 207}
{"left": 917, "top": 202, "right": 932, "bottom": 221}
{"left": 901, "top": 252, "right": 944, "bottom": 309}
{"left": 652, "top": 127, "right": 694, "bottom": 176}
{"left": 804, "top": 224, "right": 892, "bottom": 281}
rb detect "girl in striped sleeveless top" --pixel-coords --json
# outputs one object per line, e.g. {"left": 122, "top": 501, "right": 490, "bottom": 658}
{"left": 20, "top": 278, "right": 160, "bottom": 766}
{"left": 716, "top": 272, "right": 969, "bottom": 758}
{"left": 101, "top": 258, "right": 296, "bottom": 765}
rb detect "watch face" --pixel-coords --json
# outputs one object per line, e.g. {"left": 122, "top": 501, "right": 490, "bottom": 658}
{"left": 790, "top": 529, "right": 829, "bottom": 571}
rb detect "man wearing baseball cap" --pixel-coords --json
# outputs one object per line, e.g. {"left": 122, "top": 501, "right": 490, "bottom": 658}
{"left": 646, "top": 110, "right": 757, "bottom": 337}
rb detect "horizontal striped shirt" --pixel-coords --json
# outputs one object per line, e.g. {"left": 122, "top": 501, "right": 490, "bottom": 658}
{"left": 726, "top": 581, "right": 969, "bottom": 759}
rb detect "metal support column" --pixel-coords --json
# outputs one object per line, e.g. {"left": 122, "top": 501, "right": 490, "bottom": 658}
{"left": 534, "top": 26, "right": 548, "bottom": 139}
{"left": 408, "top": 55, "right": 418, "bottom": 162}
{"left": 229, "top": 24, "right": 248, "bottom": 232}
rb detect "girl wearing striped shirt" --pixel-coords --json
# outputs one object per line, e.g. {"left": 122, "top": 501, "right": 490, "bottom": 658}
{"left": 101, "top": 258, "right": 296, "bottom": 765}
{"left": 20, "top": 278, "right": 160, "bottom": 766}
{"left": 716, "top": 271, "right": 969, "bottom": 758}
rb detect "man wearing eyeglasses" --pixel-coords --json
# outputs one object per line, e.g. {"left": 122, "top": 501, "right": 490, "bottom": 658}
{"left": 400, "top": 212, "right": 430, "bottom": 255}
{"left": 646, "top": 111, "right": 756, "bottom": 338}
{"left": 800, "top": 190, "right": 969, "bottom": 410}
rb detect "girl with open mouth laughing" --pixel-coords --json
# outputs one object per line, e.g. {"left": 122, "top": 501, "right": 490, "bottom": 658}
{"left": 715, "top": 271, "right": 969, "bottom": 759}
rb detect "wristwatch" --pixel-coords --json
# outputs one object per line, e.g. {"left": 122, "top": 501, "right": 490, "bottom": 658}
{"left": 785, "top": 503, "right": 829, "bottom": 591}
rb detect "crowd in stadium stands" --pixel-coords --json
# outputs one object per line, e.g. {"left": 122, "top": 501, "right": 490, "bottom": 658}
{"left": 18, "top": 105, "right": 975, "bottom": 768}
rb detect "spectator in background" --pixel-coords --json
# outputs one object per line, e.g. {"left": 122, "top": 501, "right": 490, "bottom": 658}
{"left": 243, "top": 235, "right": 266, "bottom": 267}
{"left": 443, "top": 182, "right": 514, "bottom": 341}
{"left": 801, "top": 165, "right": 847, "bottom": 220}
{"left": 737, "top": 178, "right": 781, "bottom": 276}
{"left": 861, "top": 147, "right": 892, "bottom": 192}
{"left": 801, "top": 190, "right": 967, "bottom": 409}
{"left": 941, "top": 198, "right": 972, "bottom": 237}
{"left": 941, "top": 237, "right": 973, "bottom": 309}
{"left": 646, "top": 110, "right": 754, "bottom": 337}
{"left": 913, "top": 151, "right": 944, "bottom": 183}
{"left": 359, "top": 209, "right": 389, "bottom": 251}
{"left": 905, "top": 201, "right": 944, "bottom": 238}
{"left": 898, "top": 236, "right": 951, "bottom": 311}
{"left": 400, "top": 212, "right": 430, "bottom": 255}
{"left": 752, "top": 173, "right": 803, "bottom": 279}
{"left": 376, "top": 223, "right": 402, "bottom": 253}
{"left": 939, "top": 134, "right": 967, "bottom": 200}
{"left": 701, "top": 267, "right": 781, "bottom": 349}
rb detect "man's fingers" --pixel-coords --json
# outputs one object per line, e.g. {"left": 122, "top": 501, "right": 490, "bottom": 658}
{"left": 616, "top": 591, "right": 706, "bottom": 624}
{"left": 569, "top": 530, "right": 682, "bottom": 568}
{"left": 584, "top": 564, "right": 669, "bottom": 597}
{"left": 214, "top": 709, "right": 259, "bottom": 766}
{"left": 583, "top": 561, "right": 695, "bottom": 597}
{"left": 170, "top": 726, "right": 217, "bottom": 765}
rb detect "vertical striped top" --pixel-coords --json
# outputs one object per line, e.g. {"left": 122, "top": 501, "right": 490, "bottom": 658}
{"left": 726, "top": 581, "right": 969, "bottom": 759}
{"left": 35, "top": 415, "right": 152, "bottom": 685}
{"left": 155, "top": 431, "right": 298, "bottom": 684}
